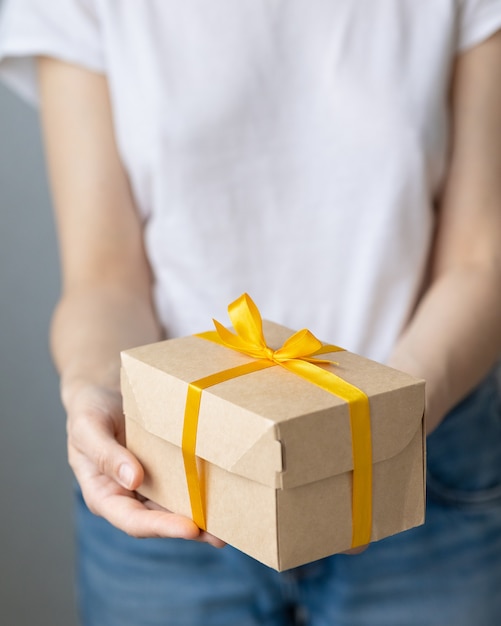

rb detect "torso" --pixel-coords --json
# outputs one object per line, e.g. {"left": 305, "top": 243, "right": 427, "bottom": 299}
{"left": 97, "top": 0, "right": 459, "bottom": 359}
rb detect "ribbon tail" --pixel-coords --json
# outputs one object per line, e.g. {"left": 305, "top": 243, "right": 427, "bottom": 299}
{"left": 280, "top": 359, "right": 373, "bottom": 548}
{"left": 311, "top": 343, "right": 346, "bottom": 357}
{"left": 182, "top": 384, "right": 206, "bottom": 530}
{"left": 182, "top": 359, "right": 276, "bottom": 530}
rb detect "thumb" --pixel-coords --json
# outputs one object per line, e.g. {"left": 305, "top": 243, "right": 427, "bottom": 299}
{"left": 70, "top": 412, "right": 144, "bottom": 490}
{"left": 116, "top": 451, "right": 144, "bottom": 491}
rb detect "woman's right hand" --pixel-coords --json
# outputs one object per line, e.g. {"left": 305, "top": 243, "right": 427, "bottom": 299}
{"left": 64, "top": 382, "right": 225, "bottom": 547}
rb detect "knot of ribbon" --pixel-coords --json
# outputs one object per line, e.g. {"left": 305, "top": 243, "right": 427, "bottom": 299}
{"left": 182, "top": 293, "right": 373, "bottom": 548}
{"left": 210, "top": 293, "right": 338, "bottom": 365}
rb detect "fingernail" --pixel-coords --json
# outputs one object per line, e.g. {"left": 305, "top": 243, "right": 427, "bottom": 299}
{"left": 118, "top": 463, "right": 134, "bottom": 489}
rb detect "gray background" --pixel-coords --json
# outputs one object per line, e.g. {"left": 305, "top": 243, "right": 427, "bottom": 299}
{"left": 0, "top": 81, "right": 78, "bottom": 625}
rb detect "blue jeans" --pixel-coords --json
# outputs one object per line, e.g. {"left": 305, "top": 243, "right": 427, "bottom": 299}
{"left": 76, "top": 369, "right": 501, "bottom": 625}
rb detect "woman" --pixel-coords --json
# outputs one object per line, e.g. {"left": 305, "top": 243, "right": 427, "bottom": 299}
{"left": 1, "top": 1, "right": 501, "bottom": 624}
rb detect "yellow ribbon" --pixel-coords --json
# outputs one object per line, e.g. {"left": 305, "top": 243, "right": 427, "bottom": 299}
{"left": 182, "top": 293, "right": 373, "bottom": 548}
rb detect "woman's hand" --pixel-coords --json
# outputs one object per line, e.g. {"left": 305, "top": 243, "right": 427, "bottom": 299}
{"left": 64, "top": 382, "right": 225, "bottom": 546}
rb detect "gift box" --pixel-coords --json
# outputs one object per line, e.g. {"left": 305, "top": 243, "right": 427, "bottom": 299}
{"left": 121, "top": 295, "right": 425, "bottom": 571}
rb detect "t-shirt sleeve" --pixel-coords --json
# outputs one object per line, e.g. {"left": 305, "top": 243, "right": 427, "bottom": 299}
{"left": 457, "top": 0, "right": 501, "bottom": 51}
{"left": 0, "top": 0, "right": 104, "bottom": 105}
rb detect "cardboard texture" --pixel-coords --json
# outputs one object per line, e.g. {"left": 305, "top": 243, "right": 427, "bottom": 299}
{"left": 121, "top": 321, "right": 426, "bottom": 571}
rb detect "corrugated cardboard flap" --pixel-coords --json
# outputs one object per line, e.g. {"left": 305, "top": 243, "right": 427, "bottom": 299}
{"left": 121, "top": 322, "right": 425, "bottom": 490}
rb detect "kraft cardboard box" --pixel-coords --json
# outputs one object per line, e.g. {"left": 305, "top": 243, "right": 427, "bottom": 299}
{"left": 121, "top": 317, "right": 425, "bottom": 571}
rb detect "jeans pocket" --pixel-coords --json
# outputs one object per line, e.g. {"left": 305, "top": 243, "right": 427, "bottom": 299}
{"left": 426, "top": 367, "right": 501, "bottom": 511}
{"left": 426, "top": 470, "right": 501, "bottom": 510}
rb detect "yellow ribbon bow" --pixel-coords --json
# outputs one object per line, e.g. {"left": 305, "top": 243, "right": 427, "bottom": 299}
{"left": 182, "top": 293, "right": 373, "bottom": 548}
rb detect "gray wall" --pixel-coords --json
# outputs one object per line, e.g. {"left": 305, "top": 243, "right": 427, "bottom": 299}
{"left": 0, "top": 83, "right": 78, "bottom": 625}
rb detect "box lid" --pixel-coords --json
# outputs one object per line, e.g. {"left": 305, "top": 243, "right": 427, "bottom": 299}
{"left": 121, "top": 321, "right": 425, "bottom": 490}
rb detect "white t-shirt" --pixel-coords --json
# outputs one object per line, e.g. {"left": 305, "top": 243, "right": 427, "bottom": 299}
{"left": 1, "top": 0, "right": 501, "bottom": 361}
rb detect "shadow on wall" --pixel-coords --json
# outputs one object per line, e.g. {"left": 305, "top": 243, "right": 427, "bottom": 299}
{"left": 0, "top": 83, "right": 78, "bottom": 625}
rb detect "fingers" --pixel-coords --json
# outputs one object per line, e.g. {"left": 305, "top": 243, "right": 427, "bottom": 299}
{"left": 74, "top": 418, "right": 143, "bottom": 490}
{"left": 108, "top": 495, "right": 223, "bottom": 545}
{"left": 67, "top": 403, "right": 143, "bottom": 491}
{"left": 198, "top": 532, "right": 226, "bottom": 549}
{"left": 142, "top": 498, "right": 226, "bottom": 547}
{"left": 71, "top": 447, "right": 203, "bottom": 540}
{"left": 99, "top": 491, "right": 201, "bottom": 540}
{"left": 66, "top": 385, "right": 226, "bottom": 545}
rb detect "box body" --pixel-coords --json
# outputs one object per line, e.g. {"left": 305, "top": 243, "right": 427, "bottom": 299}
{"left": 121, "top": 322, "right": 425, "bottom": 571}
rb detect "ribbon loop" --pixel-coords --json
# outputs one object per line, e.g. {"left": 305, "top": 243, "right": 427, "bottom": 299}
{"left": 274, "top": 328, "right": 323, "bottom": 361}
{"left": 228, "top": 293, "right": 267, "bottom": 349}
{"left": 215, "top": 295, "right": 332, "bottom": 365}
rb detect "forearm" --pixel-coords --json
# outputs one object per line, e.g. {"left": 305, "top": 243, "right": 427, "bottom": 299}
{"left": 51, "top": 283, "right": 162, "bottom": 405}
{"left": 388, "top": 265, "right": 501, "bottom": 433}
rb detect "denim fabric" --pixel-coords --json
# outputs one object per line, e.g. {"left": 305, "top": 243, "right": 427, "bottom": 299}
{"left": 76, "top": 368, "right": 501, "bottom": 625}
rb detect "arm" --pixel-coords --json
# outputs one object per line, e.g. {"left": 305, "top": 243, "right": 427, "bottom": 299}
{"left": 388, "top": 33, "right": 501, "bottom": 433}
{"left": 38, "top": 57, "right": 222, "bottom": 543}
